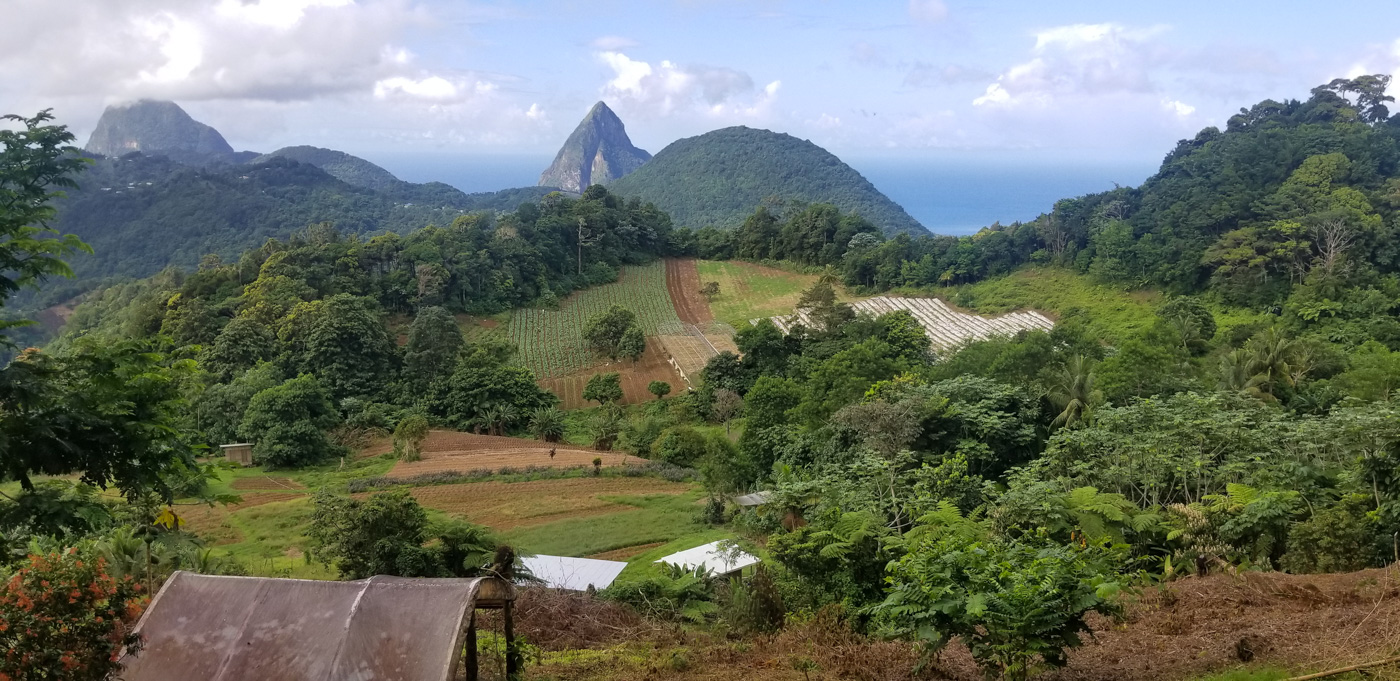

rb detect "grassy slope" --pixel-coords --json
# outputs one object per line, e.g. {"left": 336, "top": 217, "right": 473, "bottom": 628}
{"left": 697, "top": 260, "right": 849, "bottom": 330}
{"left": 919, "top": 266, "right": 1265, "bottom": 343}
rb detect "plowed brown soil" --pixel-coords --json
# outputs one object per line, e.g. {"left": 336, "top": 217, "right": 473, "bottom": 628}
{"left": 403, "top": 477, "right": 692, "bottom": 530}
{"left": 378, "top": 431, "right": 642, "bottom": 478}
{"left": 540, "top": 337, "right": 685, "bottom": 409}
{"left": 666, "top": 258, "right": 712, "bottom": 324}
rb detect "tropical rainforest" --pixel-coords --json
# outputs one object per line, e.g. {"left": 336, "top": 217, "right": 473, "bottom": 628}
{"left": 5, "top": 76, "right": 1400, "bottom": 680}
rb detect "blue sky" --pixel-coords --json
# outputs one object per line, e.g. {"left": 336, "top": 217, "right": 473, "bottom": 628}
{"left": 3, "top": 0, "right": 1399, "bottom": 165}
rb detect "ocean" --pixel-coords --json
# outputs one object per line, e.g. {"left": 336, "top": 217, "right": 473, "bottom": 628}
{"left": 372, "top": 153, "right": 1158, "bottom": 237}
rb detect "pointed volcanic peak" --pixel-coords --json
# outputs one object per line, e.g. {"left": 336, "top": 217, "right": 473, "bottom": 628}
{"left": 252, "top": 146, "right": 402, "bottom": 192}
{"left": 608, "top": 126, "right": 926, "bottom": 235}
{"left": 539, "top": 101, "right": 651, "bottom": 193}
{"left": 84, "top": 100, "right": 238, "bottom": 164}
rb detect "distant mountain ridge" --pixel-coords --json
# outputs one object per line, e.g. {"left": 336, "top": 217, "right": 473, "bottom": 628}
{"left": 84, "top": 100, "right": 245, "bottom": 165}
{"left": 253, "top": 146, "right": 403, "bottom": 192}
{"left": 608, "top": 126, "right": 926, "bottom": 234}
{"left": 539, "top": 101, "right": 651, "bottom": 192}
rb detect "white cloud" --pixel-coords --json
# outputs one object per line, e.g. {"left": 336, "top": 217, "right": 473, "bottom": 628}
{"left": 0, "top": 0, "right": 429, "bottom": 102}
{"left": 973, "top": 23, "right": 1168, "bottom": 109}
{"left": 373, "top": 76, "right": 459, "bottom": 101}
{"left": 1164, "top": 99, "right": 1195, "bottom": 117}
{"left": 908, "top": 0, "right": 948, "bottom": 24}
{"left": 597, "top": 51, "right": 777, "bottom": 120}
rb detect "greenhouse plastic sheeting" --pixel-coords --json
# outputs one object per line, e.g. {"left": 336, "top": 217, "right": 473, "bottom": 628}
{"left": 521, "top": 554, "right": 626, "bottom": 591}
{"left": 120, "top": 571, "right": 484, "bottom": 681}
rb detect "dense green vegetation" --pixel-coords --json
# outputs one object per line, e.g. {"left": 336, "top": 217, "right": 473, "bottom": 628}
{"left": 10, "top": 151, "right": 563, "bottom": 321}
{"left": 608, "top": 125, "right": 926, "bottom": 235}
{"left": 251, "top": 145, "right": 404, "bottom": 191}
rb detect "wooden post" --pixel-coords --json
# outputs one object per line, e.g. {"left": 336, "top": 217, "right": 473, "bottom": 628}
{"left": 503, "top": 599, "right": 520, "bottom": 680}
{"left": 464, "top": 612, "right": 478, "bottom": 681}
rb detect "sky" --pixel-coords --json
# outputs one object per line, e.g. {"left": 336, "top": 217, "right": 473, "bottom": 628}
{"left": 4, "top": 0, "right": 1400, "bottom": 166}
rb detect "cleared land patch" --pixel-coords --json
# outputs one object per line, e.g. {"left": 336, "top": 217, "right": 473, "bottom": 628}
{"left": 697, "top": 260, "right": 853, "bottom": 330}
{"left": 405, "top": 477, "right": 693, "bottom": 531}
{"left": 379, "top": 431, "right": 642, "bottom": 477}
{"left": 508, "top": 260, "right": 681, "bottom": 378}
{"left": 541, "top": 337, "right": 684, "bottom": 409}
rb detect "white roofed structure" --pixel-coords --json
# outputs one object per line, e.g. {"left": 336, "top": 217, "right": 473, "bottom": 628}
{"left": 521, "top": 555, "right": 627, "bottom": 591}
{"left": 734, "top": 491, "right": 773, "bottom": 507}
{"left": 655, "top": 540, "right": 759, "bottom": 576}
{"left": 753, "top": 296, "right": 1053, "bottom": 352}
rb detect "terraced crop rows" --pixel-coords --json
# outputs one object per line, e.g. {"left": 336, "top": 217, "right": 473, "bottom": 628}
{"left": 757, "top": 295, "right": 1053, "bottom": 351}
{"left": 507, "top": 261, "right": 682, "bottom": 378}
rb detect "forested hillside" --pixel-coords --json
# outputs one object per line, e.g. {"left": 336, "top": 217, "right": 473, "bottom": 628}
{"left": 608, "top": 126, "right": 926, "bottom": 234}
{"left": 22, "top": 153, "right": 563, "bottom": 313}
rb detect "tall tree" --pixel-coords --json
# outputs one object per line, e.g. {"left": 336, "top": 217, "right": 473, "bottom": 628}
{"left": 404, "top": 306, "right": 464, "bottom": 386}
{"left": 0, "top": 110, "right": 91, "bottom": 340}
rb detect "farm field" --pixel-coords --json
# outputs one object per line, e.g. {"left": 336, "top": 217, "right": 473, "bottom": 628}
{"left": 374, "top": 431, "right": 642, "bottom": 477}
{"left": 184, "top": 432, "right": 713, "bottom": 576}
{"left": 696, "top": 259, "right": 846, "bottom": 330}
{"left": 765, "top": 295, "right": 1055, "bottom": 351}
{"left": 508, "top": 260, "right": 681, "bottom": 378}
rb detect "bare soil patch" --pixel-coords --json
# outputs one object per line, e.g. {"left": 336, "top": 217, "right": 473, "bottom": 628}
{"left": 405, "top": 477, "right": 692, "bottom": 531}
{"left": 540, "top": 337, "right": 685, "bottom": 409}
{"left": 665, "top": 258, "right": 713, "bottom": 324}
{"left": 380, "top": 431, "right": 642, "bottom": 478}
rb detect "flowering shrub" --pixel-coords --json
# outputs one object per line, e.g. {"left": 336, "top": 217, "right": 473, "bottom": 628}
{"left": 0, "top": 549, "right": 146, "bottom": 681}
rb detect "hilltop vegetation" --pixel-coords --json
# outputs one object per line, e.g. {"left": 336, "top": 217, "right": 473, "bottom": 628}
{"left": 608, "top": 125, "right": 926, "bottom": 234}
{"left": 13, "top": 153, "right": 563, "bottom": 319}
{"left": 252, "top": 145, "right": 403, "bottom": 192}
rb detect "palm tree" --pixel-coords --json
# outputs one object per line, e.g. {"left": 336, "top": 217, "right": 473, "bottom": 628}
{"left": 529, "top": 407, "right": 565, "bottom": 443}
{"left": 1048, "top": 355, "right": 1100, "bottom": 429}
{"left": 1245, "top": 327, "right": 1298, "bottom": 397}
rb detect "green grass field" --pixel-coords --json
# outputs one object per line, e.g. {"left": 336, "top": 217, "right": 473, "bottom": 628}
{"left": 507, "top": 260, "right": 681, "bottom": 377}
{"left": 502, "top": 490, "right": 708, "bottom": 557}
{"left": 696, "top": 260, "right": 832, "bottom": 329}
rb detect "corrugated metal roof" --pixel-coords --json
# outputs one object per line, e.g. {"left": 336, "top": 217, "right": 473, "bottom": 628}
{"left": 655, "top": 540, "right": 760, "bottom": 575}
{"left": 734, "top": 491, "right": 773, "bottom": 507}
{"left": 120, "top": 571, "right": 488, "bottom": 681}
{"left": 521, "top": 554, "right": 627, "bottom": 591}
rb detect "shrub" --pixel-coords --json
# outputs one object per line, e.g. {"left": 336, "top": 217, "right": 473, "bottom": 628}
{"left": 603, "top": 564, "right": 717, "bottom": 623}
{"left": 1281, "top": 494, "right": 1381, "bottom": 573}
{"left": 721, "top": 566, "right": 785, "bottom": 635}
{"left": 392, "top": 414, "right": 430, "bottom": 462}
{"left": 653, "top": 426, "right": 708, "bottom": 467}
{"left": 878, "top": 535, "right": 1125, "bottom": 681}
{"left": 0, "top": 548, "right": 146, "bottom": 681}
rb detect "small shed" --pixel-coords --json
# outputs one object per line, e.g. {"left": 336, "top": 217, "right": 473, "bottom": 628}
{"left": 522, "top": 554, "right": 627, "bottom": 591}
{"left": 655, "top": 540, "right": 760, "bottom": 577}
{"left": 734, "top": 491, "right": 773, "bottom": 508}
{"left": 220, "top": 443, "right": 254, "bottom": 466}
{"left": 120, "top": 571, "right": 519, "bottom": 681}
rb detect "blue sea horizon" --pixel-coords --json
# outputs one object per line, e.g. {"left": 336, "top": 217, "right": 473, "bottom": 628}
{"left": 373, "top": 152, "right": 1157, "bottom": 237}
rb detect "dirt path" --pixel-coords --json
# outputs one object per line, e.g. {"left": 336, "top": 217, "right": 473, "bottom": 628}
{"left": 665, "top": 258, "right": 713, "bottom": 324}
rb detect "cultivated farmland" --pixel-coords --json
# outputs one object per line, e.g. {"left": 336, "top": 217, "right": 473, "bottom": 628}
{"left": 758, "top": 295, "right": 1054, "bottom": 351}
{"left": 507, "top": 260, "right": 682, "bottom": 378}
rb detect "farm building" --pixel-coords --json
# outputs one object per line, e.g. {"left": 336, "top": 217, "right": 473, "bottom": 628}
{"left": 522, "top": 554, "right": 627, "bottom": 591}
{"left": 219, "top": 442, "right": 253, "bottom": 466}
{"left": 754, "top": 295, "right": 1053, "bottom": 352}
{"left": 656, "top": 540, "right": 760, "bottom": 577}
{"left": 120, "top": 571, "right": 519, "bottom": 681}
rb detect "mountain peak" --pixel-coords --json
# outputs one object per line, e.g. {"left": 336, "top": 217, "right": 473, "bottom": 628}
{"left": 538, "top": 101, "right": 650, "bottom": 193}
{"left": 84, "top": 100, "right": 236, "bottom": 163}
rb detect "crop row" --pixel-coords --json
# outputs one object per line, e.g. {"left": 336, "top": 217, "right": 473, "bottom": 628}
{"left": 506, "top": 260, "right": 682, "bottom": 378}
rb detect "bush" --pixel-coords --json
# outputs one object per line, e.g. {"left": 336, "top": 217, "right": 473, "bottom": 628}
{"left": 603, "top": 564, "right": 717, "bottom": 623}
{"left": 392, "top": 414, "right": 430, "bottom": 462}
{"left": 0, "top": 548, "right": 146, "bottom": 681}
{"left": 720, "top": 566, "right": 785, "bottom": 635}
{"left": 878, "top": 535, "right": 1125, "bottom": 681}
{"left": 1281, "top": 494, "right": 1381, "bottom": 573}
{"left": 653, "top": 426, "right": 708, "bottom": 467}
{"left": 240, "top": 374, "right": 343, "bottom": 468}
